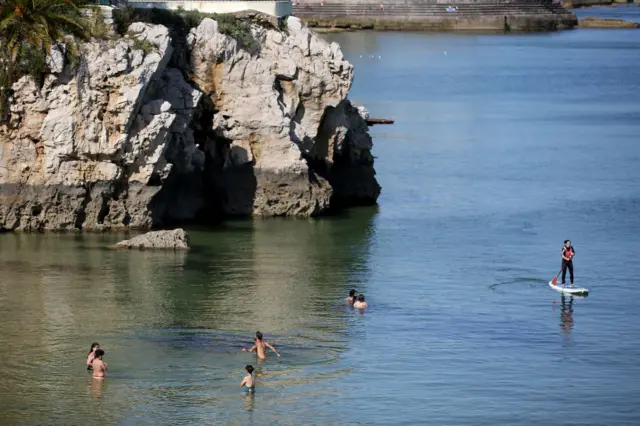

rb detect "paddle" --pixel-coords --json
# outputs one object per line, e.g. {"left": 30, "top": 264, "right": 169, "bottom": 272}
{"left": 551, "top": 266, "right": 563, "bottom": 286}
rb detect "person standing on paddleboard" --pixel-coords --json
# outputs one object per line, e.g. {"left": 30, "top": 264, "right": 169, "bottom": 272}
{"left": 561, "top": 240, "right": 575, "bottom": 287}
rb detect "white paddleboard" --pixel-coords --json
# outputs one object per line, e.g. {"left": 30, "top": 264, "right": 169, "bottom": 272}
{"left": 548, "top": 281, "right": 589, "bottom": 295}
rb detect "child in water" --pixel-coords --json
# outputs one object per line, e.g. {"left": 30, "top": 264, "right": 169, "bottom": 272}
{"left": 242, "top": 331, "right": 280, "bottom": 360}
{"left": 240, "top": 365, "right": 255, "bottom": 393}
{"left": 353, "top": 294, "right": 368, "bottom": 309}
{"left": 86, "top": 342, "right": 100, "bottom": 370}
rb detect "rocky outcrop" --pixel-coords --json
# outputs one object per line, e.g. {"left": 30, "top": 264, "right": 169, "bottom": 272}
{"left": 0, "top": 14, "right": 380, "bottom": 231}
{"left": 188, "top": 17, "right": 378, "bottom": 216}
{"left": 0, "top": 23, "right": 202, "bottom": 231}
{"left": 578, "top": 17, "right": 640, "bottom": 28}
{"left": 110, "top": 228, "right": 190, "bottom": 250}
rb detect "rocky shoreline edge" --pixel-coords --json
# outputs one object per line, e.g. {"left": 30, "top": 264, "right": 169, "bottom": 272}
{"left": 578, "top": 16, "right": 640, "bottom": 27}
{"left": 0, "top": 12, "right": 381, "bottom": 232}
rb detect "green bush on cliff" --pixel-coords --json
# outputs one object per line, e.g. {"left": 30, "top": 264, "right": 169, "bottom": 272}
{"left": 20, "top": 44, "right": 47, "bottom": 85}
{"left": 64, "top": 42, "right": 81, "bottom": 72}
{"left": 113, "top": 7, "right": 258, "bottom": 52}
{"left": 0, "top": 58, "right": 14, "bottom": 120}
{"left": 85, "top": 5, "right": 113, "bottom": 39}
{"left": 132, "top": 38, "right": 155, "bottom": 55}
{"left": 180, "top": 8, "right": 208, "bottom": 29}
{"left": 215, "top": 14, "right": 257, "bottom": 52}
{"left": 0, "top": 0, "right": 90, "bottom": 118}
{"left": 0, "top": 0, "right": 87, "bottom": 57}
{"left": 113, "top": 6, "right": 137, "bottom": 35}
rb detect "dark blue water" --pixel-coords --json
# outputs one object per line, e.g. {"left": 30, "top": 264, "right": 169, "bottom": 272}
{"left": 1, "top": 28, "right": 639, "bottom": 425}
{"left": 326, "top": 29, "right": 640, "bottom": 425}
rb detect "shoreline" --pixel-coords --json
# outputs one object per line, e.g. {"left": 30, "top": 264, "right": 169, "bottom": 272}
{"left": 292, "top": 1, "right": 579, "bottom": 32}
{"left": 578, "top": 16, "right": 640, "bottom": 26}
{"left": 307, "top": 13, "right": 639, "bottom": 32}
{"left": 569, "top": 2, "right": 640, "bottom": 8}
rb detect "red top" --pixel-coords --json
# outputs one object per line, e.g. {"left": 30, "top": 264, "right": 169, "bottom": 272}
{"left": 562, "top": 246, "right": 575, "bottom": 261}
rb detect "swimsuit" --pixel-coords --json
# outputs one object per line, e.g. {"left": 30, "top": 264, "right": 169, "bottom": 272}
{"left": 243, "top": 386, "right": 255, "bottom": 393}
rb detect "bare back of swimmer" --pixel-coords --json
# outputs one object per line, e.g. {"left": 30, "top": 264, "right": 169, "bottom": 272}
{"left": 92, "top": 349, "right": 108, "bottom": 379}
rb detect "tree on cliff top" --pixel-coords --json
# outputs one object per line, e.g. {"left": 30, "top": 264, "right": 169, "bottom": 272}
{"left": 0, "top": 0, "right": 88, "bottom": 58}
{"left": 0, "top": 0, "right": 90, "bottom": 118}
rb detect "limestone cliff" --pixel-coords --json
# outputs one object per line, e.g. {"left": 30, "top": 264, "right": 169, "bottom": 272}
{"left": 0, "top": 16, "right": 380, "bottom": 231}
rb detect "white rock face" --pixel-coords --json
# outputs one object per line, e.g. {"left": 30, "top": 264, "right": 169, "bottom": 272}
{"left": 0, "top": 24, "right": 202, "bottom": 231}
{"left": 0, "top": 15, "right": 379, "bottom": 231}
{"left": 187, "top": 16, "right": 376, "bottom": 216}
{"left": 111, "top": 228, "right": 190, "bottom": 250}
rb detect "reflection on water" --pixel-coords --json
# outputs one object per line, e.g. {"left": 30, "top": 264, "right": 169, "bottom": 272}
{"left": 560, "top": 296, "right": 575, "bottom": 338}
{"left": 0, "top": 208, "right": 377, "bottom": 424}
{"left": 88, "top": 376, "right": 106, "bottom": 400}
{"left": 243, "top": 392, "right": 255, "bottom": 412}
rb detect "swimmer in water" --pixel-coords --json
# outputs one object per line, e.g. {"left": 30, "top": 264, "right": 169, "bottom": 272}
{"left": 86, "top": 342, "right": 100, "bottom": 370}
{"left": 346, "top": 289, "right": 358, "bottom": 304}
{"left": 242, "top": 331, "right": 280, "bottom": 360}
{"left": 240, "top": 365, "right": 255, "bottom": 393}
{"left": 92, "top": 349, "right": 108, "bottom": 379}
{"left": 353, "top": 294, "right": 368, "bottom": 309}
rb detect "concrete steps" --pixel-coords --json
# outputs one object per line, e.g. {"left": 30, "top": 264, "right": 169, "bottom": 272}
{"left": 294, "top": 4, "right": 567, "bottom": 16}
{"left": 292, "top": 0, "right": 575, "bottom": 24}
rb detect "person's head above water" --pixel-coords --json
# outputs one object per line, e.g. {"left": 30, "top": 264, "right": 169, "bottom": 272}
{"left": 564, "top": 240, "right": 571, "bottom": 247}
{"left": 255, "top": 331, "right": 263, "bottom": 341}
{"left": 245, "top": 365, "right": 254, "bottom": 375}
{"left": 94, "top": 349, "right": 105, "bottom": 359}
{"left": 89, "top": 342, "right": 100, "bottom": 354}
{"left": 357, "top": 294, "right": 365, "bottom": 302}
{"left": 349, "top": 289, "right": 358, "bottom": 298}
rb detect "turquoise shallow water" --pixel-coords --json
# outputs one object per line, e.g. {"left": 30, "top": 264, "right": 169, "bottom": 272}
{"left": 1, "top": 28, "right": 640, "bottom": 425}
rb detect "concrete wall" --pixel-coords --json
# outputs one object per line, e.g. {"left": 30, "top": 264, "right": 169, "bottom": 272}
{"left": 292, "top": 0, "right": 578, "bottom": 31}
{"left": 126, "top": 0, "right": 293, "bottom": 18}
{"left": 568, "top": 0, "right": 633, "bottom": 7}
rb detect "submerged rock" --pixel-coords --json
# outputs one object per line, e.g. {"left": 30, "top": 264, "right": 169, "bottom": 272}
{"left": 110, "top": 228, "right": 190, "bottom": 250}
{"left": 0, "top": 14, "right": 380, "bottom": 232}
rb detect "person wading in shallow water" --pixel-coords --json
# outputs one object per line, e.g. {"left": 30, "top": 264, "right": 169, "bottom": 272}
{"left": 353, "top": 294, "right": 368, "bottom": 309}
{"left": 240, "top": 365, "right": 256, "bottom": 393}
{"left": 86, "top": 342, "right": 100, "bottom": 370}
{"left": 561, "top": 239, "right": 576, "bottom": 287}
{"left": 346, "top": 289, "right": 358, "bottom": 304}
{"left": 92, "top": 349, "right": 108, "bottom": 379}
{"left": 242, "top": 331, "right": 280, "bottom": 360}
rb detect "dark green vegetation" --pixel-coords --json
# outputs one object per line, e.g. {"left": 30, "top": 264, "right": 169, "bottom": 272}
{"left": 113, "top": 7, "right": 276, "bottom": 53}
{"left": 131, "top": 37, "right": 155, "bottom": 54}
{"left": 0, "top": 0, "right": 86, "bottom": 58}
{"left": 0, "top": 2, "right": 274, "bottom": 119}
{"left": 0, "top": 0, "right": 89, "bottom": 117}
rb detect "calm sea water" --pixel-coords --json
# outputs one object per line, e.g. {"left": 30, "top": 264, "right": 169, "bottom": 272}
{"left": 1, "top": 28, "right": 640, "bottom": 425}
{"left": 573, "top": 4, "right": 640, "bottom": 23}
